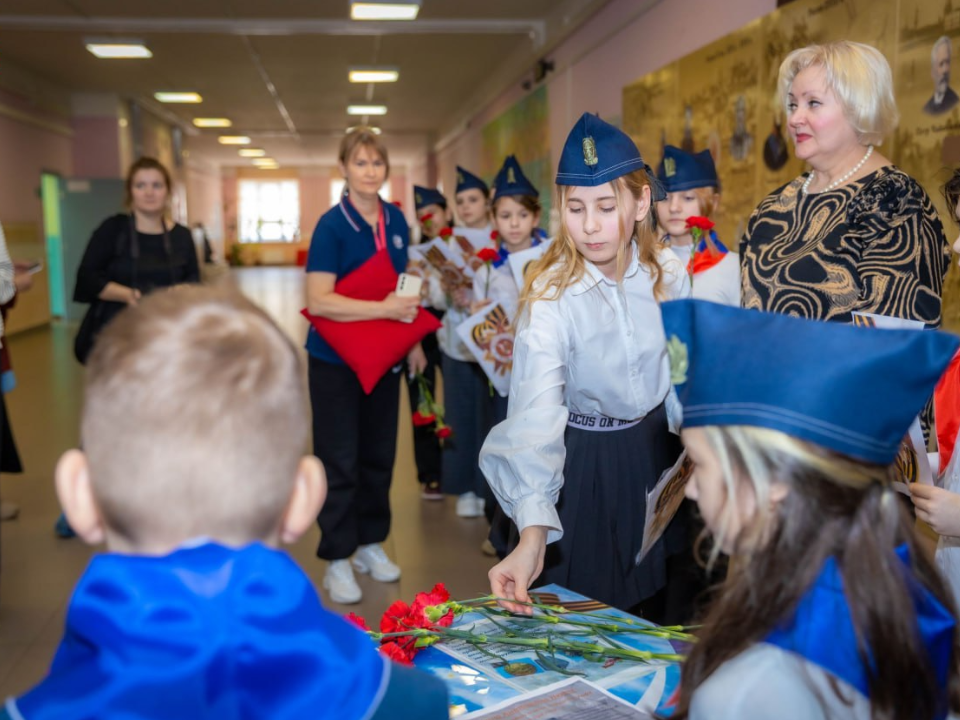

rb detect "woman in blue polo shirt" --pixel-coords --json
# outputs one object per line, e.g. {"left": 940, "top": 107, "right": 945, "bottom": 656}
{"left": 305, "top": 127, "right": 426, "bottom": 605}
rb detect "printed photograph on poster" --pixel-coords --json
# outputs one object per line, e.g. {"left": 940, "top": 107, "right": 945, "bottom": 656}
{"left": 508, "top": 241, "right": 551, "bottom": 291}
{"left": 420, "top": 237, "right": 475, "bottom": 292}
{"left": 637, "top": 452, "right": 694, "bottom": 565}
{"left": 452, "top": 227, "right": 497, "bottom": 274}
{"left": 457, "top": 303, "right": 514, "bottom": 397}
{"left": 466, "top": 678, "right": 653, "bottom": 720}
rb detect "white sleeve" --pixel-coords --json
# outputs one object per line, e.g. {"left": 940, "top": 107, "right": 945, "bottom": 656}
{"left": 0, "top": 223, "right": 16, "bottom": 305}
{"left": 475, "top": 266, "right": 520, "bottom": 317}
{"left": 479, "top": 296, "right": 569, "bottom": 543}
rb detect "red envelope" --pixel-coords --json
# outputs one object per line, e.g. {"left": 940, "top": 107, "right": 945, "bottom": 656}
{"left": 302, "top": 249, "right": 441, "bottom": 394}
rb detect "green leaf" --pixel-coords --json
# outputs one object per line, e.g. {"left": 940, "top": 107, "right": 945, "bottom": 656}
{"left": 535, "top": 650, "right": 586, "bottom": 677}
{"left": 666, "top": 334, "right": 689, "bottom": 385}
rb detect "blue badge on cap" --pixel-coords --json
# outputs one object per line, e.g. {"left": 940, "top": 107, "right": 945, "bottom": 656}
{"left": 492, "top": 155, "right": 539, "bottom": 201}
{"left": 556, "top": 113, "right": 665, "bottom": 200}
{"left": 414, "top": 185, "right": 447, "bottom": 211}
{"left": 661, "top": 300, "right": 960, "bottom": 465}
{"left": 657, "top": 146, "right": 719, "bottom": 193}
{"left": 456, "top": 166, "right": 489, "bottom": 196}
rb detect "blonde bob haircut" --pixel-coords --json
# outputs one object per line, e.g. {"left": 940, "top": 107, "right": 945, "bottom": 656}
{"left": 778, "top": 41, "right": 899, "bottom": 146}
{"left": 339, "top": 126, "right": 390, "bottom": 179}
{"left": 519, "top": 167, "right": 667, "bottom": 317}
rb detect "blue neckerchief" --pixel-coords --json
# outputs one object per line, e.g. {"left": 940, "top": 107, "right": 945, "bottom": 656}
{"left": 697, "top": 230, "right": 727, "bottom": 255}
{"left": 493, "top": 236, "right": 540, "bottom": 269}
{"left": 765, "top": 545, "right": 954, "bottom": 718}
{"left": 13, "top": 543, "right": 386, "bottom": 720}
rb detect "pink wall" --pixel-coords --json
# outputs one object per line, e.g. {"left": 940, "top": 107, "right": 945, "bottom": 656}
{"left": 0, "top": 106, "right": 72, "bottom": 225}
{"left": 71, "top": 116, "right": 121, "bottom": 179}
{"left": 433, "top": 0, "right": 776, "bottom": 194}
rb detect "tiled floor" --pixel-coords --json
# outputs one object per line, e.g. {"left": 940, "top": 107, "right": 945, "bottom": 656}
{"left": 0, "top": 266, "right": 497, "bottom": 698}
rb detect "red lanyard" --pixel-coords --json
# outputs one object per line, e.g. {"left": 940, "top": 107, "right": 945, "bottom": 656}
{"left": 374, "top": 204, "right": 387, "bottom": 252}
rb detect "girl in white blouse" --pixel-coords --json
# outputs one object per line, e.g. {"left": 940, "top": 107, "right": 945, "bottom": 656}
{"left": 479, "top": 113, "right": 690, "bottom": 613}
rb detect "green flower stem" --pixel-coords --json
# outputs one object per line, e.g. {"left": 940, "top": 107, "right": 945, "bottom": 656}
{"left": 452, "top": 596, "right": 695, "bottom": 642}
{"left": 373, "top": 627, "right": 685, "bottom": 665}
{"left": 479, "top": 607, "right": 695, "bottom": 643}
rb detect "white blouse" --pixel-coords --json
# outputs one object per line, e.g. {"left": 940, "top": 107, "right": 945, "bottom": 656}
{"left": 667, "top": 244, "right": 741, "bottom": 306}
{"left": 478, "top": 245, "right": 689, "bottom": 542}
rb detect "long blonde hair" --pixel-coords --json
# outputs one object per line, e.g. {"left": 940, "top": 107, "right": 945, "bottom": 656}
{"left": 518, "top": 168, "right": 667, "bottom": 318}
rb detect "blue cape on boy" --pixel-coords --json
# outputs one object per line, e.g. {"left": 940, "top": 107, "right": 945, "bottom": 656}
{"left": 4, "top": 543, "right": 446, "bottom": 720}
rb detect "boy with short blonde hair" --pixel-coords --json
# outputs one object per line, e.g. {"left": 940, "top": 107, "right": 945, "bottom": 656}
{"left": 3, "top": 285, "right": 447, "bottom": 720}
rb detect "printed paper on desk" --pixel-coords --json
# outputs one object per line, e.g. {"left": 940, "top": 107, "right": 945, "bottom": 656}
{"left": 457, "top": 303, "right": 514, "bottom": 397}
{"left": 466, "top": 677, "right": 653, "bottom": 719}
{"left": 637, "top": 452, "right": 693, "bottom": 565}
{"left": 421, "top": 237, "right": 475, "bottom": 291}
{"left": 508, "top": 241, "right": 551, "bottom": 290}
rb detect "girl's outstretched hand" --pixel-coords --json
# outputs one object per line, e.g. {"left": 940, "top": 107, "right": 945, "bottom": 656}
{"left": 489, "top": 526, "right": 547, "bottom": 615}
{"left": 910, "top": 483, "right": 960, "bottom": 537}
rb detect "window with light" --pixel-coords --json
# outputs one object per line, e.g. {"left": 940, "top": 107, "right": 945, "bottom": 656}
{"left": 239, "top": 180, "right": 300, "bottom": 242}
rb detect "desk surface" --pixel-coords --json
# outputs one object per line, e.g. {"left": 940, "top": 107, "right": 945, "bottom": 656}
{"left": 414, "top": 583, "right": 683, "bottom": 718}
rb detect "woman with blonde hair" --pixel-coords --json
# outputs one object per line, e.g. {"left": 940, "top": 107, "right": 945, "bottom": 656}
{"left": 741, "top": 41, "right": 949, "bottom": 327}
{"left": 663, "top": 299, "right": 960, "bottom": 719}
{"left": 479, "top": 113, "right": 690, "bottom": 614}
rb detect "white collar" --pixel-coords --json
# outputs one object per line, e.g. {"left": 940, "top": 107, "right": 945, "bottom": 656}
{"left": 570, "top": 241, "right": 640, "bottom": 296}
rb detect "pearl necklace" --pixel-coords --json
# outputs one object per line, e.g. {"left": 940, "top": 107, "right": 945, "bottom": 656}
{"left": 801, "top": 145, "right": 874, "bottom": 195}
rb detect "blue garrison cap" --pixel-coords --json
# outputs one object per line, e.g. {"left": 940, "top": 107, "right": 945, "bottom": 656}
{"left": 657, "top": 146, "right": 719, "bottom": 193}
{"left": 556, "top": 112, "right": 665, "bottom": 200}
{"left": 455, "top": 166, "right": 489, "bottom": 196}
{"left": 492, "top": 155, "right": 539, "bottom": 201}
{"left": 661, "top": 300, "right": 959, "bottom": 465}
{"left": 414, "top": 186, "right": 446, "bottom": 211}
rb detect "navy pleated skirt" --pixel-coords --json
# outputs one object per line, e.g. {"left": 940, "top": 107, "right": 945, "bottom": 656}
{"left": 535, "top": 401, "right": 684, "bottom": 611}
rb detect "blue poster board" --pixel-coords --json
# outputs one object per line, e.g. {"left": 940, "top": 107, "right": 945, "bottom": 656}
{"left": 413, "top": 584, "right": 683, "bottom": 717}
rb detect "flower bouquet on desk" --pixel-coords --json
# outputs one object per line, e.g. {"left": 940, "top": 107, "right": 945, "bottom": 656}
{"left": 347, "top": 583, "right": 692, "bottom": 716}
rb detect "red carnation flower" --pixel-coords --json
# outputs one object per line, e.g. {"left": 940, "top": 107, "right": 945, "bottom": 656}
{"left": 380, "top": 640, "right": 416, "bottom": 665}
{"left": 439, "top": 226, "right": 454, "bottom": 239}
{"left": 419, "top": 213, "right": 434, "bottom": 223}
{"left": 392, "top": 200, "right": 403, "bottom": 208}
{"left": 490, "top": 230, "right": 500, "bottom": 241}
{"left": 435, "top": 426, "right": 453, "bottom": 440}
{"left": 345, "top": 612, "right": 369, "bottom": 631}
{"left": 412, "top": 410, "right": 436, "bottom": 427}
{"left": 685, "top": 216, "right": 715, "bottom": 232}
{"left": 477, "top": 247, "right": 499, "bottom": 263}
{"left": 381, "top": 600, "right": 413, "bottom": 634}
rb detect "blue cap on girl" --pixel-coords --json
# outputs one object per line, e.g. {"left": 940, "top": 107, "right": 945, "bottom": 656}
{"left": 656, "top": 146, "right": 719, "bottom": 192}
{"left": 492, "top": 156, "right": 538, "bottom": 201}
{"left": 455, "top": 166, "right": 489, "bottom": 196}
{"left": 414, "top": 185, "right": 447, "bottom": 211}
{"left": 556, "top": 112, "right": 665, "bottom": 200}
{"left": 661, "top": 299, "right": 960, "bottom": 465}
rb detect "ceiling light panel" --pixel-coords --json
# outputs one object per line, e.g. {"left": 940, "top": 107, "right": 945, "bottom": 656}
{"left": 347, "top": 105, "right": 387, "bottom": 116}
{"left": 349, "top": 67, "right": 400, "bottom": 83}
{"left": 193, "top": 118, "right": 232, "bottom": 128}
{"left": 218, "top": 136, "right": 251, "bottom": 145}
{"left": 154, "top": 92, "right": 202, "bottom": 103}
{"left": 85, "top": 42, "right": 152, "bottom": 59}
{"left": 239, "top": 148, "right": 267, "bottom": 157}
{"left": 350, "top": 2, "right": 420, "bottom": 21}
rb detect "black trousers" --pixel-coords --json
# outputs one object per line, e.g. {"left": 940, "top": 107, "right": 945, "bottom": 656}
{"left": 405, "top": 326, "right": 442, "bottom": 486}
{"left": 310, "top": 357, "right": 401, "bottom": 560}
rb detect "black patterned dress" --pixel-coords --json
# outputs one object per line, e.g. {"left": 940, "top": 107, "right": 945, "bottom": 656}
{"left": 741, "top": 166, "right": 950, "bottom": 328}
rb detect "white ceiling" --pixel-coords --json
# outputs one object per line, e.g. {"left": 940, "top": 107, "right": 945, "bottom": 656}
{"left": 0, "top": 0, "right": 612, "bottom": 168}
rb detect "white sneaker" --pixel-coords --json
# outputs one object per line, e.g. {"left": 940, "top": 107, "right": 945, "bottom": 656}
{"left": 352, "top": 544, "right": 401, "bottom": 582}
{"left": 323, "top": 560, "right": 362, "bottom": 604}
{"left": 456, "top": 492, "right": 484, "bottom": 518}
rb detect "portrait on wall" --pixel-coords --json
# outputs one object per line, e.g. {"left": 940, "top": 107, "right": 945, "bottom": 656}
{"left": 924, "top": 35, "right": 960, "bottom": 115}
